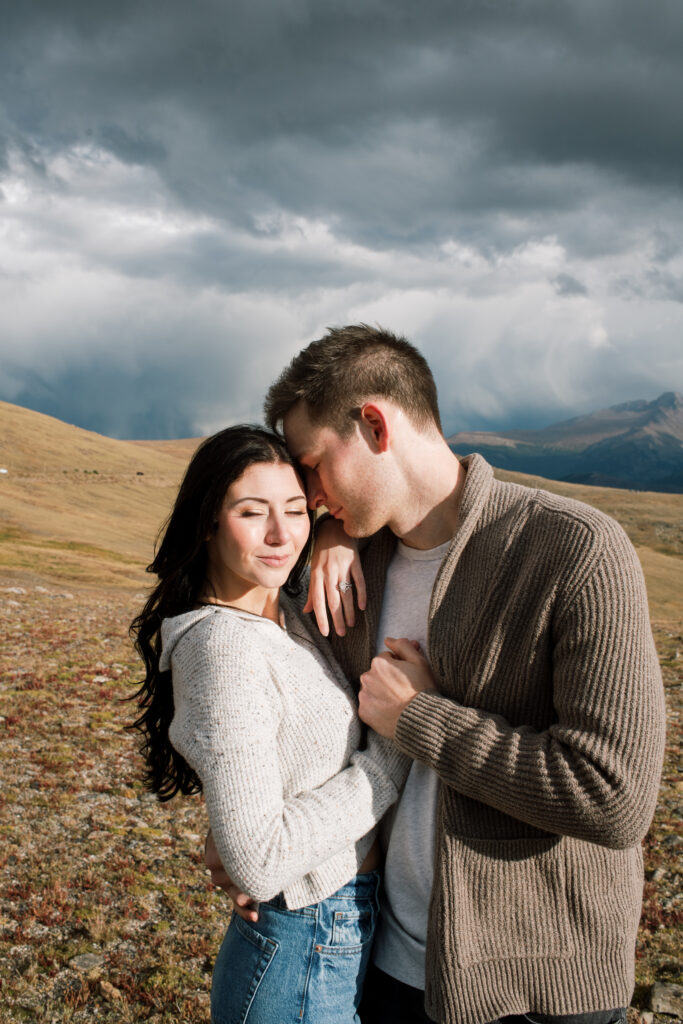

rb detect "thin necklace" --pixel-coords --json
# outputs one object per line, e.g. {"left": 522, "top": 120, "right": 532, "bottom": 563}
{"left": 198, "top": 596, "right": 241, "bottom": 610}
{"left": 198, "top": 596, "right": 285, "bottom": 630}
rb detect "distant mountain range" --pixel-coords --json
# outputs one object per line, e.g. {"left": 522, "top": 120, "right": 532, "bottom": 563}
{"left": 448, "top": 392, "right": 683, "bottom": 493}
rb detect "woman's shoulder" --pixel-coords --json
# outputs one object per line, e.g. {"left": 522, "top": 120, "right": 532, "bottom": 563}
{"left": 279, "top": 592, "right": 353, "bottom": 692}
{"left": 159, "top": 605, "right": 271, "bottom": 671}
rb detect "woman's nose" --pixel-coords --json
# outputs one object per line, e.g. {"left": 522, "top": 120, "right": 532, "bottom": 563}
{"left": 265, "top": 514, "right": 290, "bottom": 544}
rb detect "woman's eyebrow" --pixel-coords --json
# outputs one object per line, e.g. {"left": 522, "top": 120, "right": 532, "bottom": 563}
{"left": 231, "top": 495, "right": 306, "bottom": 505}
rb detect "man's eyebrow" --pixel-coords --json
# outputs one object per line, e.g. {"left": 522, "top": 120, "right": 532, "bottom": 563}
{"left": 293, "top": 449, "right": 318, "bottom": 465}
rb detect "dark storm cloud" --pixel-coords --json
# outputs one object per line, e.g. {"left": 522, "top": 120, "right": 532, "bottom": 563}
{"left": 1, "top": 0, "right": 682, "bottom": 437}
{"left": 3, "top": 0, "right": 682, "bottom": 244}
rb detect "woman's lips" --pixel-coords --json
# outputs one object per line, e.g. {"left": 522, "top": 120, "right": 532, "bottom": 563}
{"left": 258, "top": 554, "right": 292, "bottom": 566}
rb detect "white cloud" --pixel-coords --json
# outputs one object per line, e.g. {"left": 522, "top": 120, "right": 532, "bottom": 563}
{"left": 1, "top": 0, "right": 683, "bottom": 438}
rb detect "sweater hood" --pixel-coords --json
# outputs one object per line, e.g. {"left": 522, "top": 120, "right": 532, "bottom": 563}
{"left": 159, "top": 604, "right": 281, "bottom": 671}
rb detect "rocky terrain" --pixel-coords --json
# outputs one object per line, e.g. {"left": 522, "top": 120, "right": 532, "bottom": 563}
{"left": 1, "top": 580, "right": 225, "bottom": 1022}
{"left": 0, "top": 576, "right": 681, "bottom": 1023}
{"left": 1, "top": 399, "right": 681, "bottom": 1022}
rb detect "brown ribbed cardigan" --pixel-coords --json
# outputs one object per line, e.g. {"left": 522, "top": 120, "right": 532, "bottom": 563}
{"left": 327, "top": 454, "right": 666, "bottom": 1024}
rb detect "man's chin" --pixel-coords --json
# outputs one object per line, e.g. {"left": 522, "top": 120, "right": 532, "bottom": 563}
{"left": 339, "top": 514, "right": 381, "bottom": 539}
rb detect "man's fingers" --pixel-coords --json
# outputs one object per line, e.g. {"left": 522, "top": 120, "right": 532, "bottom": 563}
{"left": 228, "top": 886, "right": 259, "bottom": 922}
{"left": 204, "top": 829, "right": 259, "bottom": 921}
{"left": 232, "top": 903, "right": 259, "bottom": 923}
{"left": 209, "top": 867, "right": 231, "bottom": 888}
{"left": 230, "top": 888, "right": 256, "bottom": 909}
{"left": 204, "top": 829, "right": 220, "bottom": 870}
{"left": 384, "top": 637, "right": 426, "bottom": 663}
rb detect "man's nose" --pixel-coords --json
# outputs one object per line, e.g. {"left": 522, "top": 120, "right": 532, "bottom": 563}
{"left": 306, "top": 481, "right": 326, "bottom": 511}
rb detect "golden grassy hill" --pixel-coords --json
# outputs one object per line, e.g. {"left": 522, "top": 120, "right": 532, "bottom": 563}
{"left": 1, "top": 401, "right": 681, "bottom": 622}
{"left": 0, "top": 401, "right": 197, "bottom": 589}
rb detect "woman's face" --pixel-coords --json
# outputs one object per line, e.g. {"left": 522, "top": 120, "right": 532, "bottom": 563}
{"left": 206, "top": 460, "right": 310, "bottom": 601}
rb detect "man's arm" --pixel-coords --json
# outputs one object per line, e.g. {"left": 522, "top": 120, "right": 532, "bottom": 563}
{"left": 360, "top": 539, "right": 666, "bottom": 850}
{"left": 204, "top": 830, "right": 258, "bottom": 922}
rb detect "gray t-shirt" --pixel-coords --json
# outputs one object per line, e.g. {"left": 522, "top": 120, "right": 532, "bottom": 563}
{"left": 371, "top": 537, "right": 451, "bottom": 990}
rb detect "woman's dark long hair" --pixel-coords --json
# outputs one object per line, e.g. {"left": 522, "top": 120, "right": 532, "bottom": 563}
{"left": 129, "top": 424, "right": 313, "bottom": 801}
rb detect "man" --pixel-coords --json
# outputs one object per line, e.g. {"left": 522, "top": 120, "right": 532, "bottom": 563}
{"left": 207, "top": 324, "right": 665, "bottom": 1024}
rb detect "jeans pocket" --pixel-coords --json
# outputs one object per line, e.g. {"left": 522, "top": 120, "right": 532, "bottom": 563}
{"left": 330, "top": 905, "right": 375, "bottom": 950}
{"left": 211, "top": 914, "right": 279, "bottom": 1024}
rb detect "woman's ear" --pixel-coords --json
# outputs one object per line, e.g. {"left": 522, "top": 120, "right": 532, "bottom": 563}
{"left": 359, "top": 402, "right": 390, "bottom": 453}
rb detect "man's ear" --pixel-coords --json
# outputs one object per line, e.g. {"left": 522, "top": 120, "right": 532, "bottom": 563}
{"left": 359, "top": 403, "right": 390, "bottom": 453}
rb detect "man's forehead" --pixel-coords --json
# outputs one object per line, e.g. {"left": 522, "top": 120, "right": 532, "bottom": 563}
{"left": 282, "top": 405, "right": 327, "bottom": 459}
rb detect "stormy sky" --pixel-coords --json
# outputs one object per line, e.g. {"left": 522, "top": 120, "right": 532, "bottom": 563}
{"left": 1, "top": 0, "right": 682, "bottom": 439}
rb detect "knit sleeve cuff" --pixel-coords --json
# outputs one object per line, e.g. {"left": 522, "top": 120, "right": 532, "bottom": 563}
{"left": 393, "top": 689, "right": 474, "bottom": 771}
{"left": 357, "top": 731, "right": 411, "bottom": 789}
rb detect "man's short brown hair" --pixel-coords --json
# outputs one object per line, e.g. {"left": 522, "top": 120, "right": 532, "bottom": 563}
{"left": 264, "top": 324, "right": 442, "bottom": 437}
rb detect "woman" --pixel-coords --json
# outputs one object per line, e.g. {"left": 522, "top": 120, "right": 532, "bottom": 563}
{"left": 130, "top": 425, "right": 410, "bottom": 1024}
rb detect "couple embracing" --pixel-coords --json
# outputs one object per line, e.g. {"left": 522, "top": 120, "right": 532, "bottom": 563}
{"left": 132, "top": 325, "right": 665, "bottom": 1024}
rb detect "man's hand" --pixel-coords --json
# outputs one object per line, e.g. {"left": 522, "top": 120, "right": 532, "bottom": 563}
{"left": 303, "top": 517, "right": 366, "bottom": 637}
{"left": 204, "top": 830, "right": 259, "bottom": 922}
{"left": 359, "top": 637, "right": 437, "bottom": 738}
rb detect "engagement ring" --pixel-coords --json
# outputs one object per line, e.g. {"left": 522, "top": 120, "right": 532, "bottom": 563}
{"left": 337, "top": 580, "right": 353, "bottom": 593}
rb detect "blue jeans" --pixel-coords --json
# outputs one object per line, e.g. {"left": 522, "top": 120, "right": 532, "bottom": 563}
{"left": 211, "top": 870, "right": 381, "bottom": 1024}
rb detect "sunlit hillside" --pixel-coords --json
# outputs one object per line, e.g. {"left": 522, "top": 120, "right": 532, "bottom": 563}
{"left": 0, "top": 401, "right": 196, "bottom": 588}
{"left": 0, "top": 402, "right": 680, "bottom": 1021}
{"left": 1, "top": 401, "right": 681, "bottom": 622}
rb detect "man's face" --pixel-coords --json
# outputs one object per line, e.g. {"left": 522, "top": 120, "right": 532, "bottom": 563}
{"left": 283, "top": 402, "right": 389, "bottom": 538}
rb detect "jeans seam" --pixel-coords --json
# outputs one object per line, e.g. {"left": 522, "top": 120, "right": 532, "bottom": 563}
{"left": 296, "top": 904, "right": 318, "bottom": 1020}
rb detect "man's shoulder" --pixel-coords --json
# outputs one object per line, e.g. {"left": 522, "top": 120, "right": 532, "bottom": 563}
{"left": 482, "top": 475, "right": 640, "bottom": 605}
{"left": 489, "top": 472, "right": 627, "bottom": 547}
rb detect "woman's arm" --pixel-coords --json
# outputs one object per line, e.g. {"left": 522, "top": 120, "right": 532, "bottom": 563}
{"left": 304, "top": 517, "right": 367, "bottom": 637}
{"left": 170, "top": 615, "right": 409, "bottom": 902}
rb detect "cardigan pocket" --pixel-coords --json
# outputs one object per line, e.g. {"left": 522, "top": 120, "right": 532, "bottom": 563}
{"left": 563, "top": 838, "right": 643, "bottom": 951}
{"left": 440, "top": 835, "right": 575, "bottom": 968}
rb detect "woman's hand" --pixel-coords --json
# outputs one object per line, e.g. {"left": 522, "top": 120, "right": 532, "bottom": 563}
{"left": 303, "top": 517, "right": 367, "bottom": 637}
{"left": 359, "top": 638, "right": 438, "bottom": 739}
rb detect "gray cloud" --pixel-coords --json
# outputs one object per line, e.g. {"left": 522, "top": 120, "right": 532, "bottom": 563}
{"left": 0, "top": 0, "right": 682, "bottom": 437}
{"left": 552, "top": 274, "right": 588, "bottom": 297}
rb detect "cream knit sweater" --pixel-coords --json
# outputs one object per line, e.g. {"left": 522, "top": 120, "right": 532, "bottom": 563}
{"left": 160, "top": 593, "right": 408, "bottom": 909}
{"left": 328, "top": 454, "right": 666, "bottom": 1024}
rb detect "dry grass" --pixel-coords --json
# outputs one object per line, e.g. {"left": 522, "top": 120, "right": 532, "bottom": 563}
{"left": 2, "top": 401, "right": 681, "bottom": 622}
{"left": 0, "top": 402, "right": 680, "bottom": 1022}
{"left": 0, "top": 401, "right": 194, "bottom": 589}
